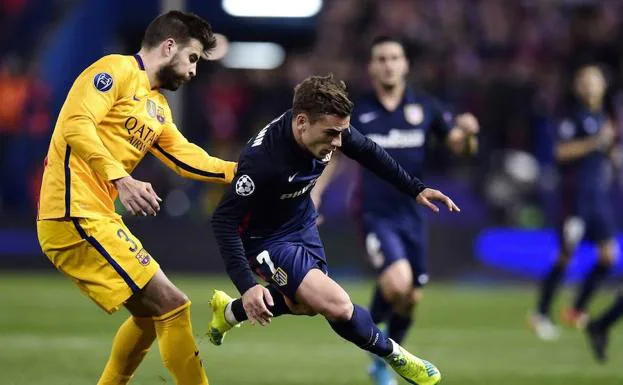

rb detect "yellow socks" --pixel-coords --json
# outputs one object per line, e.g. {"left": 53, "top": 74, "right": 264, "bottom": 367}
{"left": 97, "top": 316, "right": 156, "bottom": 385}
{"left": 153, "top": 301, "right": 209, "bottom": 385}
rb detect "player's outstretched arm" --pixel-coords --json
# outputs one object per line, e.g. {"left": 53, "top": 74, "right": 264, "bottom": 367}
{"left": 341, "top": 126, "right": 459, "bottom": 213}
{"left": 150, "top": 123, "right": 237, "bottom": 184}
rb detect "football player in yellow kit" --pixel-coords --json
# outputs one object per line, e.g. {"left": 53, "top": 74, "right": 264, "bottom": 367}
{"left": 36, "top": 11, "right": 234, "bottom": 385}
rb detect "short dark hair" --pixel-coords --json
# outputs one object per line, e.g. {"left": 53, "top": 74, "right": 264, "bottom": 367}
{"left": 370, "top": 35, "right": 407, "bottom": 59}
{"left": 142, "top": 11, "right": 216, "bottom": 58}
{"left": 292, "top": 74, "right": 354, "bottom": 123}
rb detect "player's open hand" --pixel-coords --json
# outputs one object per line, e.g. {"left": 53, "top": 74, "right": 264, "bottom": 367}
{"left": 416, "top": 188, "right": 460, "bottom": 213}
{"left": 242, "top": 285, "right": 274, "bottom": 326}
{"left": 113, "top": 176, "right": 162, "bottom": 216}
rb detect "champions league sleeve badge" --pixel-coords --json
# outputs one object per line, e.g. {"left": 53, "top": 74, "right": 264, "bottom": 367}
{"left": 93, "top": 73, "right": 113, "bottom": 92}
{"left": 235, "top": 175, "right": 255, "bottom": 196}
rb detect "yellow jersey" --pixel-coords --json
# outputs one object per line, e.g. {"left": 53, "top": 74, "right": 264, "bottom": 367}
{"left": 38, "top": 54, "right": 236, "bottom": 219}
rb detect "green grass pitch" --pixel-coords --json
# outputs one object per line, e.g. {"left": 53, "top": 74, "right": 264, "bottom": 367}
{"left": 0, "top": 273, "right": 621, "bottom": 385}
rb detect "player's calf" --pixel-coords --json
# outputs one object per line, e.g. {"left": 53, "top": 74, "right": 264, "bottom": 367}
{"left": 124, "top": 270, "right": 208, "bottom": 384}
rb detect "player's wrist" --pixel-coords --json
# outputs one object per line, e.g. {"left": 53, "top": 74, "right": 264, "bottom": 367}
{"left": 112, "top": 176, "right": 131, "bottom": 189}
{"left": 237, "top": 278, "right": 260, "bottom": 297}
{"left": 411, "top": 180, "right": 427, "bottom": 196}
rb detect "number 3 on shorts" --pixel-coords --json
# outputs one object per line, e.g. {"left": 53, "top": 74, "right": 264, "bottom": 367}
{"left": 117, "top": 228, "right": 138, "bottom": 252}
{"left": 256, "top": 250, "right": 276, "bottom": 274}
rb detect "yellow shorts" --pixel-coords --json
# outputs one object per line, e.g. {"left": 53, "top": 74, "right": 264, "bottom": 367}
{"left": 37, "top": 217, "right": 160, "bottom": 313}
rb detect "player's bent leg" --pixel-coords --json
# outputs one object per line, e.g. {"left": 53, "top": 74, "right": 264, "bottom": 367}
{"left": 378, "top": 260, "right": 416, "bottom": 343}
{"left": 567, "top": 238, "right": 617, "bottom": 329}
{"left": 386, "top": 288, "right": 419, "bottom": 344}
{"left": 370, "top": 285, "right": 393, "bottom": 324}
{"left": 530, "top": 249, "right": 571, "bottom": 340}
{"left": 127, "top": 269, "right": 208, "bottom": 385}
{"left": 585, "top": 291, "right": 623, "bottom": 363}
{"left": 296, "top": 269, "right": 440, "bottom": 385}
{"left": 97, "top": 316, "right": 156, "bottom": 385}
{"left": 37, "top": 218, "right": 165, "bottom": 384}
{"left": 379, "top": 259, "right": 414, "bottom": 309}
{"left": 370, "top": 261, "right": 415, "bottom": 385}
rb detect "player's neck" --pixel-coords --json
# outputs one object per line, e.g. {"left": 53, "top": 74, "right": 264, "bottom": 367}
{"left": 374, "top": 82, "right": 406, "bottom": 111}
{"left": 586, "top": 100, "right": 603, "bottom": 113}
{"left": 136, "top": 49, "right": 162, "bottom": 90}
{"left": 580, "top": 98, "right": 602, "bottom": 113}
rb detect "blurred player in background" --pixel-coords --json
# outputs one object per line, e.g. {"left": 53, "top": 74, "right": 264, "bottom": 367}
{"left": 208, "top": 74, "right": 459, "bottom": 385}
{"left": 311, "top": 36, "right": 478, "bottom": 385}
{"left": 529, "top": 64, "right": 620, "bottom": 340}
{"left": 585, "top": 290, "right": 623, "bottom": 363}
{"left": 36, "top": 11, "right": 236, "bottom": 385}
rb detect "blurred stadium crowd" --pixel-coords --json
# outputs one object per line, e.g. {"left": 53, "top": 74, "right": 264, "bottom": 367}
{"left": 2, "top": 0, "right": 623, "bottom": 228}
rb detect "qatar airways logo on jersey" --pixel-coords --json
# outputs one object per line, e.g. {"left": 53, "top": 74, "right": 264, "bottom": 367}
{"left": 124, "top": 117, "right": 158, "bottom": 152}
{"left": 366, "top": 129, "right": 425, "bottom": 149}
{"left": 279, "top": 179, "right": 317, "bottom": 200}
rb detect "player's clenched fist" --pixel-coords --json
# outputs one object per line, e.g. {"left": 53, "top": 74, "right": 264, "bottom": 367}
{"left": 241, "top": 285, "right": 274, "bottom": 326}
{"left": 416, "top": 188, "right": 460, "bottom": 213}
{"left": 113, "top": 176, "right": 162, "bottom": 216}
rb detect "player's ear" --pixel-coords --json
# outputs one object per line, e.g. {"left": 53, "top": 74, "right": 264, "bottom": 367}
{"left": 163, "top": 38, "right": 176, "bottom": 58}
{"left": 295, "top": 113, "right": 308, "bottom": 132}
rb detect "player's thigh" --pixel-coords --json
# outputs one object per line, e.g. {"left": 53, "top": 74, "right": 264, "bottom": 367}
{"left": 363, "top": 218, "right": 407, "bottom": 275}
{"left": 37, "top": 217, "right": 159, "bottom": 313}
{"left": 557, "top": 215, "right": 585, "bottom": 259}
{"left": 248, "top": 242, "right": 328, "bottom": 303}
{"left": 586, "top": 210, "right": 619, "bottom": 263}
{"left": 295, "top": 269, "right": 352, "bottom": 320}
{"left": 400, "top": 225, "right": 429, "bottom": 288}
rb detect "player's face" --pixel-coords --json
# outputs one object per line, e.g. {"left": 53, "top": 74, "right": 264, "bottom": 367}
{"left": 157, "top": 38, "right": 202, "bottom": 91}
{"left": 297, "top": 113, "right": 350, "bottom": 159}
{"left": 369, "top": 42, "right": 409, "bottom": 90}
{"left": 574, "top": 66, "right": 606, "bottom": 107}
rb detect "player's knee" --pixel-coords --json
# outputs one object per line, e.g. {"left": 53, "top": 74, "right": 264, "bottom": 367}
{"left": 151, "top": 286, "right": 188, "bottom": 316}
{"left": 384, "top": 284, "right": 411, "bottom": 306}
{"left": 411, "top": 289, "right": 423, "bottom": 305}
{"left": 598, "top": 253, "right": 616, "bottom": 266}
{"left": 283, "top": 295, "right": 316, "bottom": 316}
{"left": 557, "top": 250, "right": 573, "bottom": 266}
{"left": 325, "top": 301, "right": 354, "bottom": 322}
{"left": 163, "top": 289, "right": 189, "bottom": 313}
{"left": 290, "top": 303, "right": 318, "bottom": 316}
{"left": 598, "top": 241, "right": 619, "bottom": 265}
{"left": 319, "top": 293, "right": 353, "bottom": 321}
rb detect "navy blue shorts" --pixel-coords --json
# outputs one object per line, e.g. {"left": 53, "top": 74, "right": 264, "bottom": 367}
{"left": 244, "top": 226, "right": 328, "bottom": 301}
{"left": 558, "top": 201, "right": 615, "bottom": 246}
{"left": 361, "top": 213, "right": 428, "bottom": 287}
